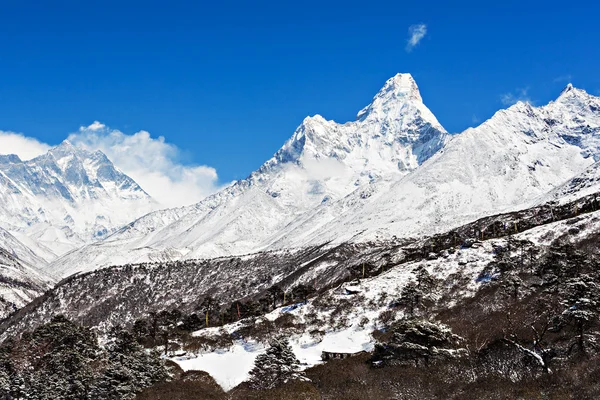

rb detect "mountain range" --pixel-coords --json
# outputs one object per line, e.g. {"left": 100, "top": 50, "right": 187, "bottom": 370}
{"left": 37, "top": 73, "right": 600, "bottom": 278}
{"left": 0, "top": 72, "right": 599, "bottom": 302}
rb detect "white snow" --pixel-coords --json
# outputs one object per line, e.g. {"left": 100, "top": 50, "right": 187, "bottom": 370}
{"left": 166, "top": 208, "right": 600, "bottom": 391}
{"left": 0, "top": 226, "right": 55, "bottom": 318}
{"left": 171, "top": 327, "right": 375, "bottom": 391}
{"left": 170, "top": 235, "right": 502, "bottom": 391}
{"left": 173, "top": 341, "right": 266, "bottom": 391}
{"left": 24, "top": 77, "right": 600, "bottom": 279}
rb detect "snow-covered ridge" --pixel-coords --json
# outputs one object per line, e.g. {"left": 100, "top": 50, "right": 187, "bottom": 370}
{"left": 542, "top": 84, "right": 600, "bottom": 160}
{"left": 264, "top": 87, "right": 600, "bottom": 248}
{"left": 266, "top": 73, "right": 446, "bottom": 172}
{"left": 171, "top": 206, "right": 600, "bottom": 391}
{"left": 538, "top": 160, "right": 600, "bottom": 204}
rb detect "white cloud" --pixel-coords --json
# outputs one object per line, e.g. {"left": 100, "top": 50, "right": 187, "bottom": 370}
{"left": 500, "top": 87, "right": 532, "bottom": 106}
{"left": 0, "top": 130, "right": 51, "bottom": 160}
{"left": 85, "top": 121, "right": 106, "bottom": 131}
{"left": 68, "top": 122, "right": 225, "bottom": 208}
{"left": 406, "top": 24, "right": 427, "bottom": 52}
{"left": 553, "top": 74, "right": 573, "bottom": 83}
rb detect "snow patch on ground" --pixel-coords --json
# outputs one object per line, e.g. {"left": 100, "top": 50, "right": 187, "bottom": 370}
{"left": 173, "top": 341, "right": 266, "bottom": 391}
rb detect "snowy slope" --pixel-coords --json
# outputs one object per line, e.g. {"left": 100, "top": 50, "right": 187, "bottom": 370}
{"left": 0, "top": 141, "right": 157, "bottom": 259}
{"left": 48, "top": 73, "right": 449, "bottom": 277}
{"left": 3, "top": 189, "right": 598, "bottom": 345}
{"left": 538, "top": 160, "right": 600, "bottom": 205}
{"left": 0, "top": 226, "right": 49, "bottom": 270}
{"left": 0, "top": 227, "right": 54, "bottom": 319}
{"left": 172, "top": 207, "right": 600, "bottom": 391}
{"left": 266, "top": 86, "right": 600, "bottom": 248}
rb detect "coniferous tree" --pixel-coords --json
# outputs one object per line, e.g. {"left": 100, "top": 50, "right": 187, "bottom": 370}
{"left": 198, "top": 296, "right": 220, "bottom": 326}
{"left": 291, "top": 284, "right": 314, "bottom": 303}
{"left": 398, "top": 282, "right": 420, "bottom": 317}
{"left": 132, "top": 318, "right": 150, "bottom": 344}
{"left": 91, "top": 329, "right": 168, "bottom": 400}
{"left": 247, "top": 337, "right": 307, "bottom": 390}
{"left": 396, "top": 267, "right": 437, "bottom": 317}
{"left": 556, "top": 274, "right": 600, "bottom": 355}
{"left": 0, "top": 316, "right": 168, "bottom": 400}
{"left": 266, "top": 285, "right": 284, "bottom": 310}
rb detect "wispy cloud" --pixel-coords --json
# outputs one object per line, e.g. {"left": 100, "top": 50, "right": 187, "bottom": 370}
{"left": 500, "top": 87, "right": 532, "bottom": 106}
{"left": 406, "top": 24, "right": 427, "bottom": 52}
{"left": 69, "top": 122, "right": 225, "bottom": 207}
{"left": 471, "top": 114, "right": 480, "bottom": 125}
{"left": 553, "top": 74, "right": 573, "bottom": 83}
{"left": 0, "top": 130, "right": 51, "bottom": 160}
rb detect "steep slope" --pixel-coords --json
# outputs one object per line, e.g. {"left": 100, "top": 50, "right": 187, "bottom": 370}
{"left": 0, "top": 141, "right": 157, "bottom": 259}
{"left": 170, "top": 207, "right": 600, "bottom": 394}
{"left": 538, "top": 160, "right": 600, "bottom": 204}
{"left": 48, "top": 73, "right": 449, "bottom": 277}
{"left": 0, "top": 225, "right": 50, "bottom": 269}
{"left": 266, "top": 86, "right": 600, "bottom": 248}
{"left": 3, "top": 188, "right": 599, "bottom": 341}
{"left": 4, "top": 197, "right": 600, "bottom": 398}
{"left": 0, "top": 227, "right": 54, "bottom": 319}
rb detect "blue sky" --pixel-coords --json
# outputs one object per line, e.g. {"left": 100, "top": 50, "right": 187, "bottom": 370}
{"left": 0, "top": 0, "right": 599, "bottom": 205}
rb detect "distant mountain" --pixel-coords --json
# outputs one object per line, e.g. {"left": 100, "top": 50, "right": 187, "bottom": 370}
{"left": 0, "top": 140, "right": 157, "bottom": 259}
{"left": 48, "top": 73, "right": 450, "bottom": 276}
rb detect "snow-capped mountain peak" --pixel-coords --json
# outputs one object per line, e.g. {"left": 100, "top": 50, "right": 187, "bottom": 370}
{"left": 556, "top": 83, "right": 590, "bottom": 100}
{"left": 265, "top": 73, "right": 447, "bottom": 175}
{"left": 559, "top": 83, "right": 575, "bottom": 95}
{"left": 554, "top": 83, "right": 596, "bottom": 106}
{"left": 357, "top": 73, "right": 422, "bottom": 120}
{"left": 49, "top": 138, "right": 76, "bottom": 153}
{"left": 0, "top": 142, "right": 157, "bottom": 259}
{"left": 542, "top": 84, "right": 600, "bottom": 160}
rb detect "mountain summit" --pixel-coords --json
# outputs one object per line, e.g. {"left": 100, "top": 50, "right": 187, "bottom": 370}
{"left": 267, "top": 72, "right": 447, "bottom": 175}
{"left": 357, "top": 73, "right": 423, "bottom": 119}
{"left": 272, "top": 83, "right": 600, "bottom": 248}
{"left": 0, "top": 142, "right": 156, "bottom": 259}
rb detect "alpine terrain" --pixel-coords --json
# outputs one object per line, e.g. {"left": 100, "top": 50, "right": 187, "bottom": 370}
{"left": 2, "top": 74, "right": 600, "bottom": 399}
{"left": 47, "top": 75, "right": 600, "bottom": 279}
{"left": 0, "top": 226, "right": 54, "bottom": 319}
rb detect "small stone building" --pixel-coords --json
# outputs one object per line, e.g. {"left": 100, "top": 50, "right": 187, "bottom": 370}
{"left": 321, "top": 350, "right": 365, "bottom": 361}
